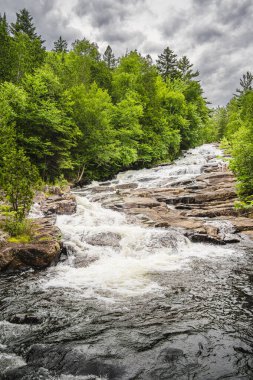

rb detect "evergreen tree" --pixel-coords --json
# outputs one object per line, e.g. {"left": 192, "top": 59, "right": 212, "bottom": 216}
{"left": 235, "top": 71, "right": 253, "bottom": 96}
{"left": 0, "top": 13, "right": 14, "bottom": 82}
{"left": 103, "top": 45, "right": 116, "bottom": 69}
{"left": 145, "top": 54, "right": 153, "bottom": 66}
{"left": 156, "top": 47, "right": 179, "bottom": 81}
{"left": 10, "top": 9, "right": 45, "bottom": 82}
{"left": 10, "top": 8, "right": 38, "bottom": 40}
{"left": 177, "top": 56, "right": 199, "bottom": 80}
{"left": 0, "top": 13, "right": 8, "bottom": 33}
{"left": 53, "top": 36, "right": 68, "bottom": 53}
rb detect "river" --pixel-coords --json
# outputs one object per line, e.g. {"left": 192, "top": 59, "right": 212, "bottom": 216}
{"left": 0, "top": 144, "right": 253, "bottom": 379}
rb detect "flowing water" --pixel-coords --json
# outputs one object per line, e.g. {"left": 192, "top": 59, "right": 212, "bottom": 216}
{"left": 0, "top": 145, "right": 253, "bottom": 380}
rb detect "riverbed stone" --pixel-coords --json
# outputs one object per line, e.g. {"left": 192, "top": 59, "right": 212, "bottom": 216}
{"left": 0, "top": 220, "right": 62, "bottom": 272}
{"left": 41, "top": 194, "right": 77, "bottom": 215}
{"left": 100, "top": 168, "right": 253, "bottom": 243}
{"left": 85, "top": 232, "right": 122, "bottom": 247}
{"left": 0, "top": 187, "right": 77, "bottom": 272}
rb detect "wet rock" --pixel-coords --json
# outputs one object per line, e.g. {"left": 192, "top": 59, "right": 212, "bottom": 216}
{"left": 187, "top": 233, "right": 226, "bottom": 245}
{"left": 0, "top": 230, "right": 8, "bottom": 247}
{"left": 224, "top": 217, "right": 253, "bottom": 232}
{"left": 2, "top": 366, "right": 54, "bottom": 380}
{"left": 115, "top": 183, "right": 138, "bottom": 190}
{"left": 0, "top": 219, "right": 62, "bottom": 272}
{"left": 123, "top": 197, "right": 161, "bottom": 209}
{"left": 85, "top": 232, "right": 122, "bottom": 247}
{"left": 8, "top": 314, "right": 42, "bottom": 325}
{"left": 90, "top": 186, "right": 114, "bottom": 193}
{"left": 0, "top": 240, "right": 61, "bottom": 272}
{"left": 23, "top": 344, "right": 126, "bottom": 379}
{"left": 99, "top": 167, "right": 253, "bottom": 244}
{"left": 42, "top": 194, "right": 76, "bottom": 215}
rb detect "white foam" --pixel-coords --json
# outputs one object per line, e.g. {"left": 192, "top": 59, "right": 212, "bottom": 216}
{"left": 42, "top": 144, "right": 236, "bottom": 300}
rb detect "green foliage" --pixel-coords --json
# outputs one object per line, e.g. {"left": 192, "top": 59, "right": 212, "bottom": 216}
{"left": 234, "top": 199, "right": 253, "bottom": 210}
{"left": 156, "top": 47, "right": 179, "bottom": 81}
{"left": 0, "top": 13, "right": 15, "bottom": 82}
{"left": 0, "top": 149, "right": 39, "bottom": 220}
{"left": 17, "top": 67, "right": 80, "bottom": 180}
{"left": 53, "top": 36, "right": 68, "bottom": 53}
{"left": 103, "top": 45, "right": 117, "bottom": 69}
{"left": 177, "top": 56, "right": 199, "bottom": 80}
{"left": 219, "top": 137, "right": 231, "bottom": 153}
{"left": 230, "top": 125, "right": 253, "bottom": 196}
{"left": 0, "top": 8, "right": 212, "bottom": 187}
{"left": 2, "top": 216, "right": 33, "bottom": 239}
{"left": 214, "top": 74, "right": 253, "bottom": 199}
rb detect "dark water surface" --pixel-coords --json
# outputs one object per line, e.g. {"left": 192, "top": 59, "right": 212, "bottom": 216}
{"left": 1, "top": 145, "right": 253, "bottom": 380}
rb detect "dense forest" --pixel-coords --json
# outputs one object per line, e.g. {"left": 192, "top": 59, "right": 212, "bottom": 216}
{"left": 213, "top": 72, "right": 253, "bottom": 204}
{"left": 1, "top": 8, "right": 253, "bottom": 229}
{"left": 0, "top": 9, "right": 216, "bottom": 187}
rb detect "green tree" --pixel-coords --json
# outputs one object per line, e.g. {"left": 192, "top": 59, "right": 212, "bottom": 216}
{"left": 177, "top": 56, "right": 199, "bottom": 80}
{"left": 156, "top": 47, "right": 179, "bottom": 81}
{"left": 69, "top": 83, "right": 119, "bottom": 181}
{"left": 0, "top": 82, "right": 27, "bottom": 167}
{"left": 10, "top": 9, "right": 45, "bottom": 82}
{"left": 235, "top": 71, "right": 253, "bottom": 96}
{"left": 10, "top": 8, "right": 39, "bottom": 40}
{"left": 16, "top": 67, "right": 80, "bottom": 181}
{"left": 72, "top": 38, "right": 100, "bottom": 61}
{"left": 0, "top": 13, "right": 15, "bottom": 82}
{"left": 0, "top": 148, "right": 39, "bottom": 220}
{"left": 53, "top": 36, "right": 68, "bottom": 53}
{"left": 112, "top": 90, "right": 143, "bottom": 166}
{"left": 103, "top": 45, "right": 117, "bottom": 69}
{"left": 211, "top": 107, "right": 228, "bottom": 140}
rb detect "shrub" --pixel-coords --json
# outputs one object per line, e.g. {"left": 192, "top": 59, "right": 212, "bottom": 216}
{"left": 1, "top": 215, "right": 33, "bottom": 238}
{"left": 0, "top": 149, "right": 39, "bottom": 220}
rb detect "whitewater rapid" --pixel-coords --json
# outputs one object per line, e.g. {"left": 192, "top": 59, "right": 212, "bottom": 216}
{"left": 1, "top": 144, "right": 252, "bottom": 380}
{"left": 40, "top": 144, "right": 237, "bottom": 300}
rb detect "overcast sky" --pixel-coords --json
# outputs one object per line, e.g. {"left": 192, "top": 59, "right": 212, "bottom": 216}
{"left": 1, "top": 0, "right": 252, "bottom": 106}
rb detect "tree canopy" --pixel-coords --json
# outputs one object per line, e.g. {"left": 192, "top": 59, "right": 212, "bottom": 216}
{"left": 0, "top": 9, "right": 214, "bottom": 189}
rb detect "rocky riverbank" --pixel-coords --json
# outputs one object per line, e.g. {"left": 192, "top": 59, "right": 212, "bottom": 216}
{"left": 80, "top": 160, "right": 253, "bottom": 245}
{"left": 1, "top": 149, "right": 253, "bottom": 272}
{"left": 0, "top": 188, "right": 76, "bottom": 272}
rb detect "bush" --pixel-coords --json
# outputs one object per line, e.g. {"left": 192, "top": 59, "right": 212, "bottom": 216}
{"left": 1, "top": 215, "right": 33, "bottom": 238}
{"left": 0, "top": 148, "right": 39, "bottom": 220}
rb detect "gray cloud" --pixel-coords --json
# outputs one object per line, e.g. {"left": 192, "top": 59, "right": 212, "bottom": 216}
{"left": 73, "top": 0, "right": 147, "bottom": 51}
{"left": 1, "top": 0, "right": 253, "bottom": 106}
{"left": 216, "top": 0, "right": 253, "bottom": 27}
{"left": 1, "top": 0, "right": 82, "bottom": 48}
{"left": 74, "top": 0, "right": 145, "bottom": 27}
{"left": 193, "top": 27, "right": 223, "bottom": 44}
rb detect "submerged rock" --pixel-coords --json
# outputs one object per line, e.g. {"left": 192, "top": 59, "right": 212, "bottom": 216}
{"left": 85, "top": 232, "right": 122, "bottom": 247}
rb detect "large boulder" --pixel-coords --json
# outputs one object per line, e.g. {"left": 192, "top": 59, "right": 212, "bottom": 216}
{"left": 0, "top": 219, "right": 62, "bottom": 272}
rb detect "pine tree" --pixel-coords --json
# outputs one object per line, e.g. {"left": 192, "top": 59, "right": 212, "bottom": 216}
{"left": 53, "top": 36, "right": 68, "bottom": 53}
{"left": 156, "top": 47, "right": 179, "bottom": 81}
{"left": 10, "top": 9, "right": 45, "bottom": 82}
{"left": 177, "top": 56, "right": 199, "bottom": 80}
{"left": 103, "top": 45, "right": 116, "bottom": 69}
{"left": 235, "top": 71, "right": 253, "bottom": 96}
{"left": 10, "top": 9, "right": 38, "bottom": 40}
{"left": 145, "top": 54, "right": 153, "bottom": 66}
{"left": 0, "top": 13, "right": 15, "bottom": 82}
